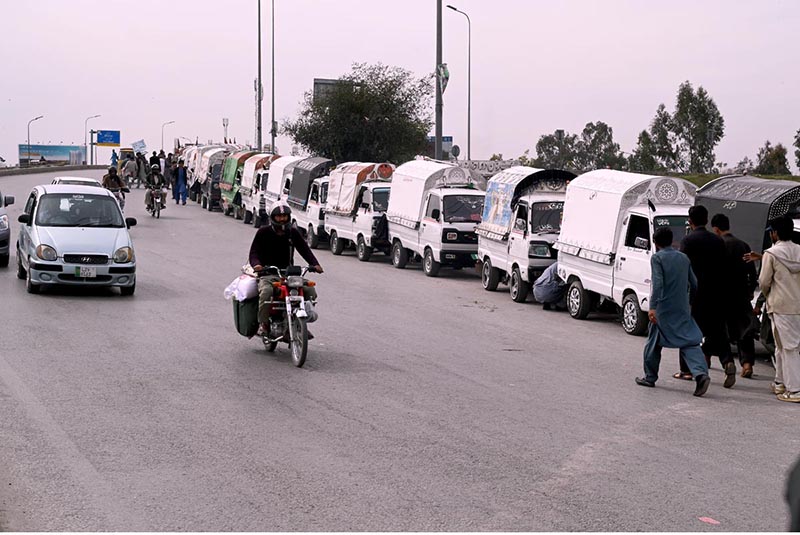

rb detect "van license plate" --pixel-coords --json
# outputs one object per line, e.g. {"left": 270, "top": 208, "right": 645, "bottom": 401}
{"left": 76, "top": 266, "right": 97, "bottom": 278}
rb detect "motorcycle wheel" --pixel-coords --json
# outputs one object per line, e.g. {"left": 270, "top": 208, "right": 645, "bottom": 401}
{"left": 290, "top": 315, "right": 308, "bottom": 367}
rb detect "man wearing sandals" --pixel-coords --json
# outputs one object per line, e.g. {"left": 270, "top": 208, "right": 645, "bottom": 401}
{"left": 758, "top": 216, "right": 800, "bottom": 403}
{"left": 636, "top": 227, "right": 711, "bottom": 397}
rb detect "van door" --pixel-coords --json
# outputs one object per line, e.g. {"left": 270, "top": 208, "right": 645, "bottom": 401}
{"left": 507, "top": 202, "right": 529, "bottom": 274}
{"left": 612, "top": 213, "right": 652, "bottom": 307}
{"left": 421, "top": 193, "right": 442, "bottom": 256}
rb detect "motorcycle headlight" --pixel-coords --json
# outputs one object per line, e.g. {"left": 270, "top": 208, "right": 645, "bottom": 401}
{"left": 0, "top": 214, "right": 8, "bottom": 231}
{"left": 36, "top": 244, "right": 57, "bottom": 261}
{"left": 287, "top": 276, "right": 304, "bottom": 288}
{"left": 528, "top": 243, "right": 551, "bottom": 258}
{"left": 113, "top": 246, "right": 134, "bottom": 263}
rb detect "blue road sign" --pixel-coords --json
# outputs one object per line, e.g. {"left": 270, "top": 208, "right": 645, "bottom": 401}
{"left": 96, "top": 130, "right": 121, "bottom": 147}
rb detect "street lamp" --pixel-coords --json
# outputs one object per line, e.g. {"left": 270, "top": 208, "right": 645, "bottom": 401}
{"left": 84, "top": 114, "right": 101, "bottom": 165}
{"left": 27, "top": 115, "right": 44, "bottom": 168}
{"left": 161, "top": 121, "right": 175, "bottom": 152}
{"left": 447, "top": 4, "right": 471, "bottom": 160}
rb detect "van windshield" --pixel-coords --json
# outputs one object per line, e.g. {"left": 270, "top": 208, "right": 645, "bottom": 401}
{"left": 653, "top": 215, "right": 689, "bottom": 248}
{"left": 530, "top": 201, "right": 564, "bottom": 233}
{"left": 372, "top": 187, "right": 390, "bottom": 212}
{"left": 35, "top": 194, "right": 124, "bottom": 228}
{"left": 443, "top": 195, "right": 484, "bottom": 223}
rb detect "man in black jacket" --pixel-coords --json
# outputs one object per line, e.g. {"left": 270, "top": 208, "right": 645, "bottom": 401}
{"left": 678, "top": 205, "right": 737, "bottom": 388}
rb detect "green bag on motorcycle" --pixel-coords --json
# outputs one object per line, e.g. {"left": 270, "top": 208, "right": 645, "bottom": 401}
{"left": 233, "top": 297, "right": 259, "bottom": 338}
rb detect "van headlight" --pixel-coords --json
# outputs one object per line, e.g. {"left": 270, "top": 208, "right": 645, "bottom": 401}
{"left": 528, "top": 242, "right": 551, "bottom": 258}
{"left": 113, "top": 247, "right": 134, "bottom": 263}
{"left": 0, "top": 214, "right": 8, "bottom": 231}
{"left": 36, "top": 244, "right": 58, "bottom": 261}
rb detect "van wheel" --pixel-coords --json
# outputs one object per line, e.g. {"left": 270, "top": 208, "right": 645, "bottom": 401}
{"left": 510, "top": 267, "right": 530, "bottom": 303}
{"left": 201, "top": 196, "right": 208, "bottom": 209}
{"left": 567, "top": 279, "right": 593, "bottom": 319}
{"left": 391, "top": 242, "right": 408, "bottom": 269}
{"left": 423, "top": 248, "right": 441, "bottom": 277}
{"left": 243, "top": 210, "right": 253, "bottom": 225}
{"left": 307, "top": 225, "right": 319, "bottom": 249}
{"left": 329, "top": 231, "right": 344, "bottom": 255}
{"left": 622, "top": 293, "right": 648, "bottom": 336}
{"left": 356, "top": 236, "right": 373, "bottom": 262}
{"left": 481, "top": 258, "right": 501, "bottom": 291}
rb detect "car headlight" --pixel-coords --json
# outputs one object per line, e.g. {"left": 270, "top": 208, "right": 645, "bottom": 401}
{"left": 528, "top": 243, "right": 551, "bottom": 258}
{"left": 36, "top": 244, "right": 58, "bottom": 261}
{"left": 113, "top": 247, "right": 134, "bottom": 263}
{"left": 0, "top": 214, "right": 8, "bottom": 231}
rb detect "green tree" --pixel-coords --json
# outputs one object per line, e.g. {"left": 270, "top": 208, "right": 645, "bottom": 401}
{"left": 734, "top": 156, "right": 754, "bottom": 174}
{"left": 754, "top": 141, "right": 791, "bottom": 175}
{"left": 284, "top": 63, "right": 433, "bottom": 163}
{"left": 532, "top": 129, "right": 579, "bottom": 171}
{"left": 575, "top": 121, "right": 626, "bottom": 171}
{"left": 627, "top": 130, "right": 662, "bottom": 173}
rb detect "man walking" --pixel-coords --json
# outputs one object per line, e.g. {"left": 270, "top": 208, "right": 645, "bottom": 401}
{"left": 636, "top": 227, "right": 711, "bottom": 397}
{"left": 678, "top": 205, "right": 736, "bottom": 388}
{"left": 711, "top": 213, "right": 759, "bottom": 378}
{"left": 758, "top": 216, "right": 800, "bottom": 402}
{"left": 174, "top": 159, "right": 188, "bottom": 205}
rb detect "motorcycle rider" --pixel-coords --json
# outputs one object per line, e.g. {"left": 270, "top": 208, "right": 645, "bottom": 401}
{"left": 102, "top": 166, "right": 129, "bottom": 211}
{"left": 145, "top": 163, "right": 168, "bottom": 210}
{"left": 248, "top": 204, "right": 323, "bottom": 334}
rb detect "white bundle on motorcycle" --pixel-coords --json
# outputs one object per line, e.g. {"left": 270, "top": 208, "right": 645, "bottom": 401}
{"left": 224, "top": 274, "right": 258, "bottom": 301}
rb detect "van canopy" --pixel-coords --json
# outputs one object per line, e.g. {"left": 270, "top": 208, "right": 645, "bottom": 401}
{"left": 265, "top": 155, "right": 305, "bottom": 198}
{"left": 697, "top": 175, "right": 800, "bottom": 253}
{"left": 241, "top": 154, "right": 279, "bottom": 190}
{"left": 326, "top": 162, "right": 394, "bottom": 215}
{"left": 387, "top": 159, "right": 486, "bottom": 226}
{"left": 196, "top": 147, "right": 229, "bottom": 184}
{"left": 476, "top": 166, "right": 576, "bottom": 239}
{"left": 555, "top": 170, "right": 696, "bottom": 264}
{"left": 288, "top": 157, "right": 334, "bottom": 209}
{"left": 221, "top": 151, "right": 257, "bottom": 186}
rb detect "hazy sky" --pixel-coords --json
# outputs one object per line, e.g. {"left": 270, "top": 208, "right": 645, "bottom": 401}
{"left": 2, "top": 0, "right": 799, "bottom": 171}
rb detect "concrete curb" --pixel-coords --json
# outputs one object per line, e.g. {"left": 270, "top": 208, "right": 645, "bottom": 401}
{"left": 0, "top": 165, "right": 107, "bottom": 178}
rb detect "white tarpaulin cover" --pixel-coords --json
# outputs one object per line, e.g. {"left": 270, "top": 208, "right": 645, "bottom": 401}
{"left": 197, "top": 147, "right": 227, "bottom": 185}
{"left": 241, "top": 154, "right": 276, "bottom": 190}
{"left": 326, "top": 162, "right": 373, "bottom": 215}
{"left": 265, "top": 155, "right": 305, "bottom": 197}
{"left": 555, "top": 169, "right": 696, "bottom": 264}
{"left": 387, "top": 159, "right": 486, "bottom": 227}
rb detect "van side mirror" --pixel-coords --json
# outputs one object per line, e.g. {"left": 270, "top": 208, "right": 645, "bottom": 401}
{"left": 18, "top": 214, "right": 30, "bottom": 224}
{"left": 4, "top": 195, "right": 14, "bottom": 207}
{"left": 515, "top": 218, "right": 527, "bottom": 232}
{"left": 634, "top": 237, "right": 650, "bottom": 250}
{"left": 431, "top": 208, "right": 441, "bottom": 221}
{"left": 126, "top": 217, "right": 137, "bottom": 228}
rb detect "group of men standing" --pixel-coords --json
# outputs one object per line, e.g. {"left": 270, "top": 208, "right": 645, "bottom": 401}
{"left": 108, "top": 149, "right": 191, "bottom": 208}
{"left": 637, "top": 205, "right": 800, "bottom": 402}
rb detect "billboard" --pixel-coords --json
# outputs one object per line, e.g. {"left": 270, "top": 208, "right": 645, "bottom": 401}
{"left": 96, "top": 130, "right": 120, "bottom": 147}
{"left": 425, "top": 136, "right": 453, "bottom": 160}
{"left": 18, "top": 144, "right": 86, "bottom": 167}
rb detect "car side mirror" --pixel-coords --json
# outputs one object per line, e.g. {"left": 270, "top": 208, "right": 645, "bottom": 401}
{"left": 431, "top": 208, "right": 441, "bottom": 221}
{"left": 634, "top": 237, "right": 650, "bottom": 249}
{"left": 126, "top": 217, "right": 137, "bottom": 228}
{"left": 4, "top": 195, "right": 14, "bottom": 207}
{"left": 18, "top": 213, "right": 30, "bottom": 224}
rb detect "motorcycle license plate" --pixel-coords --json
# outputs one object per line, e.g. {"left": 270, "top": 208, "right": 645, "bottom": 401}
{"left": 75, "top": 266, "right": 97, "bottom": 278}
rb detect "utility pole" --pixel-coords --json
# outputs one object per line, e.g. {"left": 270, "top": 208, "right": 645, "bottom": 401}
{"left": 270, "top": 0, "right": 276, "bottom": 154}
{"left": 256, "top": 0, "right": 263, "bottom": 151}
{"left": 435, "top": 0, "right": 443, "bottom": 160}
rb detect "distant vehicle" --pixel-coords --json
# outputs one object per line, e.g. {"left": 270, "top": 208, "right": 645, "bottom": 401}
{"left": 116, "top": 148, "right": 135, "bottom": 172}
{"left": 51, "top": 176, "right": 103, "bottom": 188}
{"left": 0, "top": 188, "right": 16, "bottom": 267}
{"left": 16, "top": 184, "right": 138, "bottom": 295}
{"left": 0, "top": 156, "right": 9, "bottom": 168}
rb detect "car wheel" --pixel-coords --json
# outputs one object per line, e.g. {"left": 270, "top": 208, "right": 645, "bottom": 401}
{"left": 510, "top": 267, "right": 531, "bottom": 303}
{"left": 329, "top": 231, "right": 344, "bottom": 255}
{"left": 26, "top": 263, "right": 40, "bottom": 294}
{"left": 481, "top": 258, "right": 501, "bottom": 291}
{"left": 356, "top": 236, "right": 373, "bottom": 262}
{"left": 120, "top": 282, "right": 136, "bottom": 296}
{"left": 567, "top": 279, "right": 593, "bottom": 319}
{"left": 391, "top": 241, "right": 408, "bottom": 269}
{"left": 17, "top": 250, "right": 26, "bottom": 279}
{"left": 0, "top": 252, "right": 8, "bottom": 268}
{"left": 423, "top": 248, "right": 441, "bottom": 277}
{"left": 621, "top": 293, "right": 648, "bottom": 336}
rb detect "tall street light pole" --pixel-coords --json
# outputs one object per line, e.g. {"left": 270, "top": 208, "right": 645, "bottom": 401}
{"left": 256, "top": 0, "right": 263, "bottom": 151}
{"left": 84, "top": 114, "right": 101, "bottom": 165}
{"left": 27, "top": 115, "right": 44, "bottom": 168}
{"left": 161, "top": 121, "right": 175, "bottom": 152}
{"left": 447, "top": 4, "right": 470, "bottom": 160}
{"left": 435, "top": 0, "right": 443, "bottom": 160}
{"left": 270, "top": 0, "right": 276, "bottom": 154}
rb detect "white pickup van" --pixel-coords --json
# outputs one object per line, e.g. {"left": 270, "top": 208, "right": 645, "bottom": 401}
{"left": 476, "top": 166, "right": 575, "bottom": 302}
{"left": 387, "top": 158, "right": 486, "bottom": 277}
{"left": 293, "top": 176, "right": 329, "bottom": 248}
{"left": 324, "top": 162, "right": 395, "bottom": 261}
{"left": 240, "top": 154, "right": 280, "bottom": 227}
{"left": 554, "top": 170, "right": 696, "bottom": 335}
{"left": 255, "top": 155, "right": 305, "bottom": 216}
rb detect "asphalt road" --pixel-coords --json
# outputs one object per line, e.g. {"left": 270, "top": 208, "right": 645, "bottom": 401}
{"left": 0, "top": 170, "right": 797, "bottom": 531}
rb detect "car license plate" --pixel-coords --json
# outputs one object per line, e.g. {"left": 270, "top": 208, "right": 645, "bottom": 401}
{"left": 76, "top": 266, "right": 97, "bottom": 278}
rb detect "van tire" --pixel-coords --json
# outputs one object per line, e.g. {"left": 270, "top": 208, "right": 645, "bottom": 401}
{"left": 356, "top": 236, "right": 373, "bottom": 262}
{"left": 423, "top": 248, "right": 441, "bottom": 277}
{"left": 330, "top": 231, "right": 344, "bottom": 255}
{"left": 567, "top": 279, "right": 593, "bottom": 319}
{"left": 481, "top": 258, "right": 501, "bottom": 291}
{"left": 510, "top": 267, "right": 530, "bottom": 303}
{"left": 307, "top": 225, "right": 319, "bottom": 249}
{"left": 622, "top": 293, "right": 648, "bottom": 336}
{"left": 391, "top": 242, "right": 408, "bottom": 269}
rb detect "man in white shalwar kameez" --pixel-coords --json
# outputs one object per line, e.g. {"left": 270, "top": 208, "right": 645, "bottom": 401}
{"left": 758, "top": 216, "right": 800, "bottom": 403}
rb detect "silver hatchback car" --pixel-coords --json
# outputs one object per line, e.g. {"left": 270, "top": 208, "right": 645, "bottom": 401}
{"left": 16, "top": 184, "right": 138, "bottom": 295}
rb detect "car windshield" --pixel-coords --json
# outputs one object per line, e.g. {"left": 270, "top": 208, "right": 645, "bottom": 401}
{"left": 35, "top": 193, "right": 124, "bottom": 228}
{"left": 371, "top": 188, "right": 390, "bottom": 212}
{"left": 443, "top": 194, "right": 484, "bottom": 223}
{"left": 653, "top": 215, "right": 689, "bottom": 248}
{"left": 530, "top": 201, "right": 564, "bottom": 233}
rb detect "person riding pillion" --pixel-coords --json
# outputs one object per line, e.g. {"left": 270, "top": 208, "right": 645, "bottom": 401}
{"left": 248, "top": 204, "right": 324, "bottom": 330}
{"left": 146, "top": 164, "right": 168, "bottom": 209}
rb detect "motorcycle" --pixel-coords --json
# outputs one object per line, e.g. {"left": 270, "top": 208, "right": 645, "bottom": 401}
{"left": 256, "top": 265, "right": 319, "bottom": 367}
{"left": 146, "top": 185, "right": 165, "bottom": 218}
